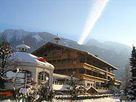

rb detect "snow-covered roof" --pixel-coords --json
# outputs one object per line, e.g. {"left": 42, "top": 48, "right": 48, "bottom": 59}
{"left": 9, "top": 52, "right": 54, "bottom": 69}
{"left": 16, "top": 44, "right": 30, "bottom": 49}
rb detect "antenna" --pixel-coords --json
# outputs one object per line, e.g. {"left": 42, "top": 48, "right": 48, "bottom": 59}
{"left": 54, "top": 34, "right": 60, "bottom": 44}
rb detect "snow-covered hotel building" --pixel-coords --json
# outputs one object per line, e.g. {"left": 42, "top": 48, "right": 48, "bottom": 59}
{"left": 33, "top": 42, "right": 121, "bottom": 93}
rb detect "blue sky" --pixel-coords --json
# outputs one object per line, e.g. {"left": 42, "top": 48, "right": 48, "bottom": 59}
{"left": 0, "top": 0, "right": 136, "bottom": 46}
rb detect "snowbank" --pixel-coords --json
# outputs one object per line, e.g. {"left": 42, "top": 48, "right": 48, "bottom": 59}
{"left": 2, "top": 97, "right": 121, "bottom": 102}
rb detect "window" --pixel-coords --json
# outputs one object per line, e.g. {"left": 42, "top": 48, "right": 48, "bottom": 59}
{"left": 80, "top": 69, "right": 85, "bottom": 74}
{"left": 87, "top": 83, "right": 90, "bottom": 87}
{"left": 6, "top": 70, "right": 31, "bottom": 86}
{"left": 38, "top": 72, "right": 49, "bottom": 84}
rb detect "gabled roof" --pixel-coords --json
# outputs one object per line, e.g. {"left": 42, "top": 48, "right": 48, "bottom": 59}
{"left": 32, "top": 42, "right": 118, "bottom": 70}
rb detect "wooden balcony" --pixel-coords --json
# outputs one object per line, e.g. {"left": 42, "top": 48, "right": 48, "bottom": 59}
{"left": 77, "top": 74, "right": 108, "bottom": 83}
{"left": 83, "top": 63, "right": 115, "bottom": 79}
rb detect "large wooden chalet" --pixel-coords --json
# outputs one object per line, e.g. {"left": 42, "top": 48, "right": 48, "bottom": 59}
{"left": 32, "top": 42, "right": 121, "bottom": 92}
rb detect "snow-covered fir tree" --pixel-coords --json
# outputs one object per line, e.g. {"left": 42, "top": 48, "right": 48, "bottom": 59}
{"left": 129, "top": 46, "right": 136, "bottom": 100}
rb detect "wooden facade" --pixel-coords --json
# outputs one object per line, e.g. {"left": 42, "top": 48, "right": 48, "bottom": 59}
{"left": 32, "top": 42, "right": 121, "bottom": 90}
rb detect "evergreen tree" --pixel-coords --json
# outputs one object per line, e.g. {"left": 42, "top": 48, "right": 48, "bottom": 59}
{"left": 0, "top": 41, "right": 13, "bottom": 89}
{"left": 68, "top": 75, "right": 79, "bottom": 98}
{"left": 129, "top": 46, "right": 136, "bottom": 100}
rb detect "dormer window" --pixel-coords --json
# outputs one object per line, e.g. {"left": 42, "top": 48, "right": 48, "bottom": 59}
{"left": 16, "top": 44, "right": 30, "bottom": 52}
{"left": 19, "top": 48, "right": 27, "bottom": 52}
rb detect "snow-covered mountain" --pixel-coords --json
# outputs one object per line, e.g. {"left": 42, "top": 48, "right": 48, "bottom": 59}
{"left": 2, "top": 29, "right": 31, "bottom": 41}
{"left": 0, "top": 29, "right": 57, "bottom": 51}
{"left": 86, "top": 39, "right": 131, "bottom": 68}
{"left": 0, "top": 29, "right": 131, "bottom": 79}
{"left": 86, "top": 39, "right": 131, "bottom": 55}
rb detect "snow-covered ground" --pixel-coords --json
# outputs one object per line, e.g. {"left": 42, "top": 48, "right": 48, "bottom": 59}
{"left": 82, "top": 97, "right": 120, "bottom": 102}
{"left": 1, "top": 97, "right": 120, "bottom": 102}
{"left": 53, "top": 97, "right": 120, "bottom": 102}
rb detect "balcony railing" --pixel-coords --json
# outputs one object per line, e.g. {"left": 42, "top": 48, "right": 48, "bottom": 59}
{"left": 77, "top": 74, "right": 108, "bottom": 82}
{"left": 83, "top": 63, "right": 115, "bottom": 78}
